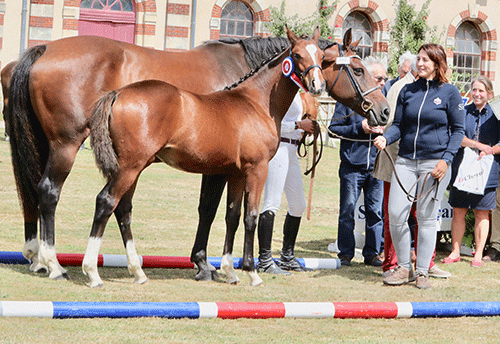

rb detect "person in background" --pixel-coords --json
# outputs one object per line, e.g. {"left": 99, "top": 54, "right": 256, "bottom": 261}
{"left": 442, "top": 75, "right": 500, "bottom": 267}
{"left": 328, "top": 57, "right": 387, "bottom": 267}
{"left": 255, "top": 91, "right": 315, "bottom": 274}
{"left": 382, "top": 51, "right": 414, "bottom": 95}
{"left": 373, "top": 54, "right": 451, "bottom": 279}
{"left": 374, "top": 43, "right": 465, "bottom": 289}
{"left": 485, "top": 188, "right": 500, "bottom": 261}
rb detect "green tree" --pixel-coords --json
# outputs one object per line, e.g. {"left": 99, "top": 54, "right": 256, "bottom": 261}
{"left": 265, "top": 0, "right": 336, "bottom": 39}
{"left": 387, "top": 0, "right": 441, "bottom": 76}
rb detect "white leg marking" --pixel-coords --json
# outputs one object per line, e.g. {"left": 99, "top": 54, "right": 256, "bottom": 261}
{"left": 23, "top": 238, "right": 39, "bottom": 260}
{"left": 82, "top": 237, "right": 104, "bottom": 288}
{"left": 221, "top": 254, "right": 239, "bottom": 285}
{"left": 247, "top": 271, "right": 263, "bottom": 287}
{"left": 39, "top": 241, "right": 67, "bottom": 280}
{"left": 125, "top": 240, "right": 148, "bottom": 285}
{"left": 23, "top": 239, "right": 46, "bottom": 273}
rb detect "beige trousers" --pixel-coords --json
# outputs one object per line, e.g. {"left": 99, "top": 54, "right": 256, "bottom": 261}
{"left": 491, "top": 186, "right": 500, "bottom": 250}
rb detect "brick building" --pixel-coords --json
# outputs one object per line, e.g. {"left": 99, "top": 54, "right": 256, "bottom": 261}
{"left": 0, "top": 0, "right": 499, "bottom": 91}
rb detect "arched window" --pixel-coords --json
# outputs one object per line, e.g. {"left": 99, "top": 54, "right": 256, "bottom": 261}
{"left": 343, "top": 11, "right": 372, "bottom": 58}
{"left": 79, "top": 0, "right": 135, "bottom": 43}
{"left": 220, "top": 1, "right": 254, "bottom": 38}
{"left": 81, "top": 0, "right": 134, "bottom": 11}
{"left": 453, "top": 21, "right": 481, "bottom": 91}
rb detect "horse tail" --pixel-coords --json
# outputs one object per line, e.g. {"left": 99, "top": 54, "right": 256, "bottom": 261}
{"left": 90, "top": 90, "right": 120, "bottom": 180}
{"left": 8, "top": 45, "right": 48, "bottom": 208}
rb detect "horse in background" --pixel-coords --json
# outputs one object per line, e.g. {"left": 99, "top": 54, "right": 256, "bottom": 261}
{"left": 1, "top": 61, "right": 16, "bottom": 139}
{"left": 85, "top": 27, "right": 325, "bottom": 287}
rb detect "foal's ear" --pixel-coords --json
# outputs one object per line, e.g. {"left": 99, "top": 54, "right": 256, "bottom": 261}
{"left": 312, "top": 26, "right": 320, "bottom": 43}
{"left": 286, "top": 25, "right": 298, "bottom": 45}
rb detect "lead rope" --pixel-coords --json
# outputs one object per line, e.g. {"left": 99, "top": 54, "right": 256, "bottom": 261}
{"left": 381, "top": 149, "right": 439, "bottom": 203}
{"left": 315, "top": 117, "right": 439, "bottom": 202}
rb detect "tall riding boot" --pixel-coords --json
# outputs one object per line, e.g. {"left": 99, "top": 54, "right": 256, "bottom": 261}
{"left": 255, "top": 210, "right": 290, "bottom": 275}
{"left": 277, "top": 213, "right": 312, "bottom": 272}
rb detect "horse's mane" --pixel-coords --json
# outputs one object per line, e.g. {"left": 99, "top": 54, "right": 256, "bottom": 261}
{"left": 217, "top": 36, "right": 339, "bottom": 91}
{"left": 223, "top": 45, "right": 288, "bottom": 91}
{"left": 318, "top": 38, "right": 337, "bottom": 51}
{"left": 217, "top": 36, "right": 289, "bottom": 70}
{"left": 209, "top": 36, "right": 337, "bottom": 70}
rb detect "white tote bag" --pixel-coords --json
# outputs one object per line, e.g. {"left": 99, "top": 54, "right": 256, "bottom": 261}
{"left": 453, "top": 147, "right": 494, "bottom": 195}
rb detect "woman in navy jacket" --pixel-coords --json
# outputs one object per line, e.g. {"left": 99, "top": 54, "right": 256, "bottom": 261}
{"left": 374, "top": 43, "right": 465, "bottom": 289}
{"left": 442, "top": 75, "right": 500, "bottom": 267}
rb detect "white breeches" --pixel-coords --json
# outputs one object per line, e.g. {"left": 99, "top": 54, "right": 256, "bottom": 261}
{"left": 261, "top": 142, "right": 306, "bottom": 217}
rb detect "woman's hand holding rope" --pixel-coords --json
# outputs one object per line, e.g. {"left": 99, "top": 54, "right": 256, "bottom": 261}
{"left": 373, "top": 135, "right": 387, "bottom": 150}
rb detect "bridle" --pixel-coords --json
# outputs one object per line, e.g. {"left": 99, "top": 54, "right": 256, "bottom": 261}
{"left": 289, "top": 46, "right": 323, "bottom": 83}
{"left": 327, "top": 44, "right": 379, "bottom": 114}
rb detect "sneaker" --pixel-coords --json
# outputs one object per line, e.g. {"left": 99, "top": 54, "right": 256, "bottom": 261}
{"left": 428, "top": 265, "right": 451, "bottom": 279}
{"left": 338, "top": 255, "right": 351, "bottom": 267}
{"left": 364, "top": 255, "right": 383, "bottom": 267}
{"left": 483, "top": 247, "right": 500, "bottom": 262}
{"left": 382, "top": 269, "right": 394, "bottom": 278}
{"left": 415, "top": 271, "right": 432, "bottom": 290}
{"left": 383, "top": 266, "right": 415, "bottom": 285}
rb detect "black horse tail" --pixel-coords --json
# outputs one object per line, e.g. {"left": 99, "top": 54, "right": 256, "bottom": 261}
{"left": 90, "top": 90, "right": 120, "bottom": 180}
{"left": 8, "top": 45, "right": 48, "bottom": 209}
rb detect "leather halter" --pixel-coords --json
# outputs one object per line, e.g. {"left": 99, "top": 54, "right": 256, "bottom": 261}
{"left": 290, "top": 46, "right": 323, "bottom": 82}
{"left": 327, "top": 44, "right": 379, "bottom": 114}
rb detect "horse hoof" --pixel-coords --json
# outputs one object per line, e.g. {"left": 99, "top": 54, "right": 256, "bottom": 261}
{"left": 31, "top": 264, "right": 48, "bottom": 274}
{"left": 249, "top": 280, "right": 264, "bottom": 287}
{"left": 89, "top": 281, "right": 104, "bottom": 288}
{"left": 49, "top": 271, "right": 71, "bottom": 281}
{"left": 134, "top": 277, "right": 148, "bottom": 285}
{"left": 195, "top": 269, "right": 220, "bottom": 282}
{"left": 211, "top": 270, "right": 220, "bottom": 280}
{"left": 226, "top": 276, "right": 240, "bottom": 285}
{"left": 195, "top": 270, "right": 214, "bottom": 281}
{"left": 247, "top": 271, "right": 263, "bottom": 286}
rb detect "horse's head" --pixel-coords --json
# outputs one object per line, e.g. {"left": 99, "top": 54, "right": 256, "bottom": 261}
{"left": 322, "top": 29, "right": 390, "bottom": 126}
{"left": 286, "top": 26, "right": 326, "bottom": 96}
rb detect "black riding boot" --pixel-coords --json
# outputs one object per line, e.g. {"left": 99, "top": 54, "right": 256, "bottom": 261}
{"left": 277, "top": 213, "right": 312, "bottom": 272}
{"left": 256, "top": 210, "right": 290, "bottom": 275}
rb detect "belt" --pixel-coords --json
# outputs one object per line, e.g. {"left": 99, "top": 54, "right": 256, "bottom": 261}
{"left": 280, "top": 137, "right": 300, "bottom": 146}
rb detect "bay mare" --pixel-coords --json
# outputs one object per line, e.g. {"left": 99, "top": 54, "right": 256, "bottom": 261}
{"left": 85, "top": 27, "right": 326, "bottom": 287}
{"left": 5, "top": 28, "right": 389, "bottom": 281}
